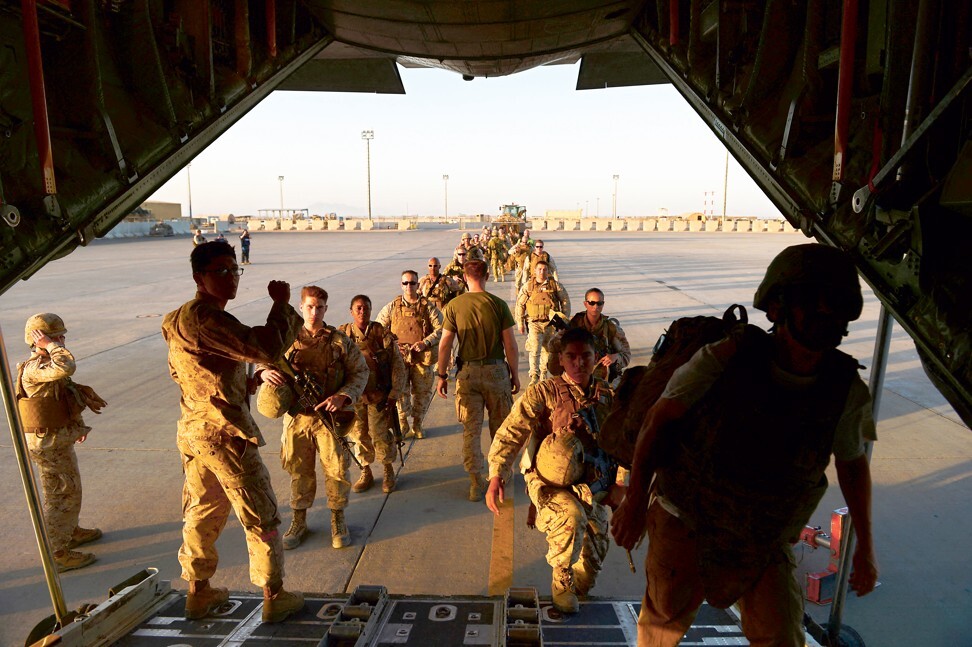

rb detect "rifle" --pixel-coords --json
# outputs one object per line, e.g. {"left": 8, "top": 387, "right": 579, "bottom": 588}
{"left": 279, "top": 351, "right": 362, "bottom": 469}
{"left": 376, "top": 397, "right": 406, "bottom": 466}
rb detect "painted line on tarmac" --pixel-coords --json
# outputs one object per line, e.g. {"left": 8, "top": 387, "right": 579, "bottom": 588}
{"left": 487, "top": 483, "right": 515, "bottom": 595}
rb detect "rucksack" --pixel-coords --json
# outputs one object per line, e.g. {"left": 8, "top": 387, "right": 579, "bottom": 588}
{"left": 599, "top": 304, "right": 748, "bottom": 468}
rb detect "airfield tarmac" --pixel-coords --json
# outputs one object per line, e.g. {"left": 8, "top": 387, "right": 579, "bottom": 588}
{"left": 0, "top": 228, "right": 969, "bottom": 646}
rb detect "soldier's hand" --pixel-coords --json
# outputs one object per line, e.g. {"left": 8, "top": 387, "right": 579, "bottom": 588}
{"left": 849, "top": 546, "right": 879, "bottom": 596}
{"left": 410, "top": 342, "right": 426, "bottom": 354}
{"left": 31, "top": 329, "right": 53, "bottom": 350}
{"left": 315, "top": 393, "right": 349, "bottom": 413}
{"left": 267, "top": 280, "right": 291, "bottom": 304}
{"left": 518, "top": 323, "right": 526, "bottom": 335}
{"left": 603, "top": 483, "right": 627, "bottom": 511}
{"left": 510, "top": 372, "right": 521, "bottom": 395}
{"left": 76, "top": 432, "right": 89, "bottom": 444}
{"left": 599, "top": 355, "right": 615, "bottom": 368}
{"left": 610, "top": 493, "right": 648, "bottom": 551}
{"left": 261, "top": 368, "right": 287, "bottom": 386}
{"left": 436, "top": 375, "right": 449, "bottom": 398}
{"left": 526, "top": 502, "right": 537, "bottom": 529}
{"left": 486, "top": 477, "right": 505, "bottom": 515}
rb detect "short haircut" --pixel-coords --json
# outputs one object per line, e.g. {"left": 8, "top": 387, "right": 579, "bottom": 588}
{"left": 301, "top": 286, "right": 328, "bottom": 302}
{"left": 585, "top": 288, "right": 604, "bottom": 300}
{"left": 533, "top": 260, "right": 549, "bottom": 269}
{"left": 350, "top": 294, "right": 371, "bottom": 308}
{"left": 535, "top": 239, "right": 544, "bottom": 246}
{"left": 561, "top": 327, "right": 596, "bottom": 351}
{"left": 190, "top": 240, "right": 235, "bottom": 273}
{"left": 402, "top": 270, "right": 419, "bottom": 281}
{"left": 463, "top": 259, "right": 488, "bottom": 280}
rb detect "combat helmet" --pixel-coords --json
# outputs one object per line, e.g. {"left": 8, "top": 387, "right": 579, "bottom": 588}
{"left": 257, "top": 382, "right": 295, "bottom": 419}
{"left": 534, "top": 430, "right": 586, "bottom": 487}
{"left": 24, "top": 313, "right": 67, "bottom": 346}
{"left": 753, "top": 244, "right": 863, "bottom": 321}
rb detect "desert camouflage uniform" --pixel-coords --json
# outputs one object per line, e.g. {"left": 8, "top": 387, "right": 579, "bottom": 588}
{"left": 419, "top": 272, "right": 465, "bottom": 311}
{"left": 19, "top": 345, "right": 92, "bottom": 552}
{"left": 487, "top": 375, "right": 613, "bottom": 583}
{"left": 511, "top": 241, "right": 533, "bottom": 296}
{"left": 516, "top": 278, "right": 570, "bottom": 383}
{"left": 376, "top": 296, "right": 442, "bottom": 431}
{"left": 524, "top": 250, "right": 559, "bottom": 282}
{"left": 547, "top": 313, "right": 632, "bottom": 383}
{"left": 487, "top": 237, "right": 508, "bottom": 282}
{"left": 273, "top": 326, "right": 369, "bottom": 513}
{"left": 338, "top": 322, "right": 407, "bottom": 467}
{"left": 162, "top": 292, "right": 301, "bottom": 587}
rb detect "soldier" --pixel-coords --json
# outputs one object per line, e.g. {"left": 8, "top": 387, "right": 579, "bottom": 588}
{"left": 612, "top": 244, "right": 879, "bottom": 646}
{"left": 376, "top": 270, "right": 443, "bottom": 439}
{"left": 510, "top": 232, "right": 533, "bottom": 295}
{"left": 436, "top": 259, "right": 520, "bottom": 501}
{"left": 192, "top": 229, "right": 206, "bottom": 246}
{"left": 419, "top": 257, "right": 465, "bottom": 310}
{"left": 516, "top": 261, "right": 570, "bottom": 386}
{"left": 239, "top": 228, "right": 251, "bottom": 264}
{"left": 486, "top": 328, "right": 624, "bottom": 613}
{"left": 443, "top": 248, "right": 467, "bottom": 281}
{"left": 257, "top": 286, "right": 369, "bottom": 551}
{"left": 161, "top": 240, "right": 304, "bottom": 623}
{"left": 461, "top": 233, "right": 485, "bottom": 262}
{"left": 338, "top": 295, "right": 407, "bottom": 494}
{"left": 487, "top": 231, "right": 508, "bottom": 282}
{"left": 525, "top": 239, "right": 559, "bottom": 282}
{"left": 547, "top": 288, "right": 631, "bottom": 384}
{"left": 17, "top": 313, "right": 106, "bottom": 573}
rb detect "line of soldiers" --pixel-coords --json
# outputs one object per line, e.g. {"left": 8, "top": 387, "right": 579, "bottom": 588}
{"left": 17, "top": 235, "right": 878, "bottom": 644}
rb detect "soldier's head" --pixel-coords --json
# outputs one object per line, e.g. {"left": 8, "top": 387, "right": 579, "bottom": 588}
{"left": 454, "top": 247, "right": 467, "bottom": 264}
{"left": 300, "top": 286, "right": 328, "bottom": 330}
{"left": 533, "top": 240, "right": 545, "bottom": 254}
{"left": 349, "top": 294, "right": 372, "bottom": 327}
{"left": 559, "top": 328, "right": 597, "bottom": 383}
{"left": 461, "top": 232, "right": 471, "bottom": 243}
{"left": 584, "top": 289, "right": 605, "bottom": 317}
{"left": 755, "top": 243, "right": 863, "bottom": 352}
{"left": 401, "top": 270, "right": 420, "bottom": 299}
{"left": 533, "top": 260, "right": 549, "bottom": 282}
{"left": 428, "top": 257, "right": 441, "bottom": 276}
{"left": 191, "top": 241, "right": 241, "bottom": 303}
{"left": 522, "top": 229, "right": 530, "bottom": 240}
{"left": 463, "top": 259, "right": 488, "bottom": 284}
{"left": 24, "top": 312, "right": 67, "bottom": 349}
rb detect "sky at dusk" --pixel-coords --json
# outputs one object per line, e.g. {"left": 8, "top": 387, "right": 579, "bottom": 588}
{"left": 148, "top": 62, "right": 781, "bottom": 220}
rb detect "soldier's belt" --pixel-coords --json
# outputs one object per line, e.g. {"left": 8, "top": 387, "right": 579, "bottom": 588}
{"left": 462, "top": 358, "right": 505, "bottom": 366}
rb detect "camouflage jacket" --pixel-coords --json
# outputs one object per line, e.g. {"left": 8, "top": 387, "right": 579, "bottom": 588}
{"left": 162, "top": 291, "right": 302, "bottom": 445}
{"left": 568, "top": 312, "right": 632, "bottom": 370}
{"left": 338, "top": 321, "right": 407, "bottom": 404}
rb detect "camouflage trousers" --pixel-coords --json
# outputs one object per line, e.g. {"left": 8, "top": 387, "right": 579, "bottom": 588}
{"left": 525, "top": 475, "right": 609, "bottom": 576}
{"left": 396, "top": 362, "right": 434, "bottom": 427}
{"left": 351, "top": 401, "right": 397, "bottom": 467}
{"left": 525, "top": 322, "right": 556, "bottom": 381}
{"left": 636, "top": 500, "right": 804, "bottom": 647}
{"left": 282, "top": 414, "right": 351, "bottom": 511}
{"left": 177, "top": 434, "right": 284, "bottom": 588}
{"left": 27, "top": 425, "right": 88, "bottom": 552}
{"left": 455, "top": 363, "right": 513, "bottom": 474}
{"left": 490, "top": 258, "right": 506, "bottom": 282}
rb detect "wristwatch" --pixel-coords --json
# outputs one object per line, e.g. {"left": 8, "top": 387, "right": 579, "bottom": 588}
{"left": 436, "top": 372, "right": 449, "bottom": 379}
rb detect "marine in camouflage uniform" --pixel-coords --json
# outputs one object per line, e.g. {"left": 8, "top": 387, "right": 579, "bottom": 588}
{"left": 524, "top": 240, "right": 558, "bottom": 282}
{"left": 339, "top": 294, "right": 408, "bottom": 494}
{"left": 162, "top": 240, "right": 304, "bottom": 623}
{"left": 437, "top": 259, "right": 520, "bottom": 502}
{"left": 516, "top": 261, "right": 570, "bottom": 385}
{"left": 510, "top": 235, "right": 533, "bottom": 297}
{"left": 258, "top": 286, "right": 369, "bottom": 551}
{"left": 546, "top": 288, "right": 632, "bottom": 384}
{"left": 487, "top": 328, "right": 621, "bottom": 614}
{"left": 419, "top": 257, "right": 465, "bottom": 310}
{"left": 18, "top": 313, "right": 106, "bottom": 573}
{"left": 376, "top": 271, "right": 443, "bottom": 439}
{"left": 487, "top": 232, "right": 509, "bottom": 282}
{"left": 443, "top": 248, "right": 468, "bottom": 281}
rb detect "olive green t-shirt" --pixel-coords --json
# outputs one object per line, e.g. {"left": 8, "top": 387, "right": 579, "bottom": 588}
{"left": 442, "top": 292, "right": 515, "bottom": 362}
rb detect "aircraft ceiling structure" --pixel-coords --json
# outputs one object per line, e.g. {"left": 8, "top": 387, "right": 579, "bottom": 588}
{"left": 0, "top": 0, "right": 969, "bottom": 426}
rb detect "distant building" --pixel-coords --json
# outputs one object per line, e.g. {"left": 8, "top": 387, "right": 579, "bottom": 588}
{"left": 140, "top": 201, "right": 182, "bottom": 221}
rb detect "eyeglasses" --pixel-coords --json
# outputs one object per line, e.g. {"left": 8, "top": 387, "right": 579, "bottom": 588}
{"left": 202, "top": 267, "right": 244, "bottom": 277}
{"left": 586, "top": 300, "right": 605, "bottom": 306}
{"left": 456, "top": 253, "right": 466, "bottom": 257}
{"left": 536, "top": 245, "right": 544, "bottom": 249}
{"left": 429, "top": 264, "right": 440, "bottom": 268}
{"left": 402, "top": 281, "right": 418, "bottom": 286}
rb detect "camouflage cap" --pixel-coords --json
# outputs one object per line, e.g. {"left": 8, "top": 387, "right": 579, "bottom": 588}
{"left": 24, "top": 313, "right": 67, "bottom": 346}
{"left": 534, "top": 430, "right": 586, "bottom": 487}
{"left": 753, "top": 243, "right": 863, "bottom": 320}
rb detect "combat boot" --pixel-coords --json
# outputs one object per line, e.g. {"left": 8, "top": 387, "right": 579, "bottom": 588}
{"left": 185, "top": 579, "right": 229, "bottom": 620}
{"left": 399, "top": 415, "right": 411, "bottom": 438}
{"left": 410, "top": 419, "right": 425, "bottom": 439}
{"left": 53, "top": 549, "right": 96, "bottom": 573}
{"left": 330, "top": 509, "right": 351, "bottom": 548}
{"left": 67, "top": 526, "right": 102, "bottom": 549}
{"left": 382, "top": 463, "right": 397, "bottom": 493}
{"left": 262, "top": 583, "right": 304, "bottom": 623}
{"left": 353, "top": 465, "right": 374, "bottom": 493}
{"left": 551, "top": 566, "right": 579, "bottom": 614}
{"left": 282, "top": 509, "right": 308, "bottom": 550}
{"left": 468, "top": 472, "right": 487, "bottom": 502}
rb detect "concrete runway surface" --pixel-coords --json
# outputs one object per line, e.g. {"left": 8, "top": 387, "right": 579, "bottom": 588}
{"left": 0, "top": 229, "right": 969, "bottom": 646}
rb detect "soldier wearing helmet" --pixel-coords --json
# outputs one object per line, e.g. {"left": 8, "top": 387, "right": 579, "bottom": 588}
{"left": 18, "top": 313, "right": 107, "bottom": 572}
{"left": 487, "top": 328, "right": 624, "bottom": 614}
{"left": 612, "top": 243, "right": 879, "bottom": 646}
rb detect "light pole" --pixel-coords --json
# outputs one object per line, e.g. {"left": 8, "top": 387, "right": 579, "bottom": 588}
{"left": 362, "top": 130, "right": 374, "bottom": 220}
{"left": 278, "top": 175, "right": 284, "bottom": 213}
{"left": 596, "top": 196, "right": 600, "bottom": 217}
{"left": 187, "top": 163, "right": 193, "bottom": 221}
{"left": 612, "top": 174, "right": 619, "bottom": 218}
{"left": 442, "top": 174, "right": 449, "bottom": 219}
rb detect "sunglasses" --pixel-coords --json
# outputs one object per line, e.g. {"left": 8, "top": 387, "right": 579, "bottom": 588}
{"left": 429, "top": 264, "right": 440, "bottom": 267}
{"left": 586, "top": 300, "right": 605, "bottom": 306}
{"left": 402, "top": 281, "right": 418, "bottom": 286}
